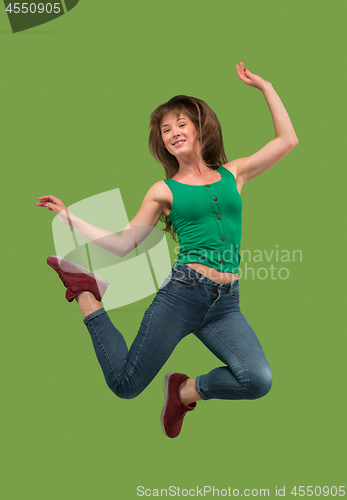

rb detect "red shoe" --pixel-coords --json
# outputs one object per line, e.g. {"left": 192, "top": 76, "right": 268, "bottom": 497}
{"left": 47, "top": 255, "right": 109, "bottom": 303}
{"left": 161, "top": 372, "right": 197, "bottom": 438}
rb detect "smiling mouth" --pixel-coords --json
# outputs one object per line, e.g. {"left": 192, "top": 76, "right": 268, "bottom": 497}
{"left": 173, "top": 140, "right": 186, "bottom": 146}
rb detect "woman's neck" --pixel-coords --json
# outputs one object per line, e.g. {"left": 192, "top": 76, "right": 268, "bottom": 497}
{"left": 176, "top": 155, "right": 211, "bottom": 177}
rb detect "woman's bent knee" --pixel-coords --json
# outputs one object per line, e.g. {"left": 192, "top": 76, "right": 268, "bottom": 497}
{"left": 247, "top": 368, "right": 272, "bottom": 399}
{"left": 106, "top": 379, "right": 143, "bottom": 400}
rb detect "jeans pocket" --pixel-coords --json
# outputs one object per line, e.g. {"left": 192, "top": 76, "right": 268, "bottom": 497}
{"left": 229, "top": 284, "right": 240, "bottom": 300}
{"left": 171, "top": 269, "right": 196, "bottom": 288}
{"left": 158, "top": 270, "right": 174, "bottom": 290}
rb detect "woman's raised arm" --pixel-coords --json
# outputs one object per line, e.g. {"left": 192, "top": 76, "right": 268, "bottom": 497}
{"left": 36, "top": 182, "right": 165, "bottom": 257}
{"left": 226, "top": 62, "right": 298, "bottom": 185}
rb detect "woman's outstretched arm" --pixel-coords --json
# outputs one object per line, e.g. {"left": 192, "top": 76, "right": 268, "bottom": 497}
{"left": 36, "top": 181, "right": 165, "bottom": 257}
{"left": 226, "top": 61, "right": 299, "bottom": 185}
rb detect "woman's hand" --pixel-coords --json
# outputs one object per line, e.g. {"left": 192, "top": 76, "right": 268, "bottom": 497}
{"left": 36, "top": 195, "right": 68, "bottom": 218}
{"left": 236, "top": 61, "right": 271, "bottom": 91}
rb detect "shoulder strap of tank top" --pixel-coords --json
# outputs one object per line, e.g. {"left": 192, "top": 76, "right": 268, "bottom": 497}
{"left": 219, "top": 165, "right": 236, "bottom": 183}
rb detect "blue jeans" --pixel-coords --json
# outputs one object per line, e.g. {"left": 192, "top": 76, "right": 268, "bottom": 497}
{"left": 83, "top": 264, "right": 272, "bottom": 401}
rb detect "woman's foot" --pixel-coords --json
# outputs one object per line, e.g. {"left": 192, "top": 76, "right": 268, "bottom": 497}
{"left": 46, "top": 255, "right": 109, "bottom": 303}
{"left": 161, "top": 372, "right": 197, "bottom": 438}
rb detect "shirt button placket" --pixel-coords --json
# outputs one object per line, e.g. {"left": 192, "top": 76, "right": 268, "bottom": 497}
{"left": 208, "top": 185, "right": 226, "bottom": 270}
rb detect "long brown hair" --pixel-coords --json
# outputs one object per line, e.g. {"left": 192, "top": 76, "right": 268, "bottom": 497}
{"left": 148, "top": 95, "right": 228, "bottom": 242}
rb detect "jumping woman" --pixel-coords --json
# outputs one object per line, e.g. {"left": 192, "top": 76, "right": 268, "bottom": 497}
{"left": 36, "top": 62, "right": 298, "bottom": 438}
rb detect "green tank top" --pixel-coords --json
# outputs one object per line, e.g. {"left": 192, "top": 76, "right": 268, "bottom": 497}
{"left": 163, "top": 165, "right": 242, "bottom": 273}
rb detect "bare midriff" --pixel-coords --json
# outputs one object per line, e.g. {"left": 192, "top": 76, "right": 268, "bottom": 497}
{"left": 183, "top": 262, "right": 238, "bottom": 284}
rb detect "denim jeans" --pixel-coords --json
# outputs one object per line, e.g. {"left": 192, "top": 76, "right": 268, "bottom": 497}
{"left": 83, "top": 263, "right": 272, "bottom": 401}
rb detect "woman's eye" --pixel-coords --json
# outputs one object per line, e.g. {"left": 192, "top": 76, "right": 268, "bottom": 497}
{"left": 180, "top": 124, "right": 186, "bottom": 127}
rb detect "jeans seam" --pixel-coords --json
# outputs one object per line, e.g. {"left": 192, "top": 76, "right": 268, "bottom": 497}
{"left": 125, "top": 292, "right": 164, "bottom": 383}
{"left": 197, "top": 291, "right": 219, "bottom": 331}
{"left": 200, "top": 387, "right": 244, "bottom": 393}
{"left": 89, "top": 321, "right": 118, "bottom": 383}
{"left": 206, "top": 323, "right": 249, "bottom": 391}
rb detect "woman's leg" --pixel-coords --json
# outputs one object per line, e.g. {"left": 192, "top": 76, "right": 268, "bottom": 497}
{"left": 47, "top": 255, "right": 204, "bottom": 404}
{"left": 73, "top": 266, "right": 271, "bottom": 403}
{"left": 193, "top": 286, "right": 272, "bottom": 401}
{"left": 195, "top": 314, "right": 272, "bottom": 400}
{"left": 80, "top": 281, "right": 207, "bottom": 400}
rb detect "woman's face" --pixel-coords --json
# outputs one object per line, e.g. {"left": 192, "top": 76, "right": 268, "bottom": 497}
{"left": 160, "top": 112, "right": 199, "bottom": 158}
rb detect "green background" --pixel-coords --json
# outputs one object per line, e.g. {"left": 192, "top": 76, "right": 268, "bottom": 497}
{"left": 1, "top": 0, "right": 346, "bottom": 498}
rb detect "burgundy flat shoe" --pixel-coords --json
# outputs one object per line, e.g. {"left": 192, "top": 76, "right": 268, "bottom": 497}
{"left": 161, "top": 372, "right": 196, "bottom": 438}
{"left": 47, "top": 255, "right": 109, "bottom": 302}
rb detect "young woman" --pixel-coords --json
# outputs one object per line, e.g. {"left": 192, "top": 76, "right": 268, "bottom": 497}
{"left": 36, "top": 62, "right": 298, "bottom": 438}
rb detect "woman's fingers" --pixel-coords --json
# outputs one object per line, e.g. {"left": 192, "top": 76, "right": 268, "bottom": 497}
{"left": 236, "top": 62, "right": 249, "bottom": 83}
{"left": 35, "top": 201, "right": 52, "bottom": 210}
{"left": 35, "top": 201, "right": 62, "bottom": 213}
{"left": 36, "top": 195, "right": 63, "bottom": 206}
{"left": 240, "top": 61, "right": 247, "bottom": 75}
{"left": 236, "top": 63, "right": 244, "bottom": 79}
{"left": 236, "top": 61, "right": 262, "bottom": 89}
{"left": 37, "top": 195, "right": 59, "bottom": 203}
{"left": 36, "top": 195, "right": 66, "bottom": 213}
